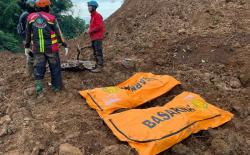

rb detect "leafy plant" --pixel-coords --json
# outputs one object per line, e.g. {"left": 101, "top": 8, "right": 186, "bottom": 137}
{"left": 0, "top": 0, "right": 87, "bottom": 52}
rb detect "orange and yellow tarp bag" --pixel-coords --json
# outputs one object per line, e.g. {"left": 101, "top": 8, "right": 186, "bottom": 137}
{"left": 79, "top": 72, "right": 180, "bottom": 116}
{"left": 103, "top": 92, "right": 233, "bottom": 155}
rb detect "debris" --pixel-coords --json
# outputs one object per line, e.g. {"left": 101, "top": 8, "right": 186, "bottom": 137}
{"left": 31, "top": 146, "right": 44, "bottom": 155}
{"left": 0, "top": 78, "right": 4, "bottom": 86}
{"left": 23, "top": 87, "right": 35, "bottom": 97}
{"left": 239, "top": 73, "right": 250, "bottom": 87}
{"left": 211, "top": 138, "right": 231, "bottom": 155}
{"left": 61, "top": 60, "right": 96, "bottom": 71}
{"left": 178, "top": 28, "right": 186, "bottom": 34}
{"left": 0, "top": 126, "right": 13, "bottom": 137}
{"left": 229, "top": 78, "right": 241, "bottom": 89}
{"left": 0, "top": 86, "right": 7, "bottom": 98}
{"left": 171, "top": 143, "right": 190, "bottom": 155}
{"left": 100, "top": 144, "right": 132, "bottom": 155}
{"left": 0, "top": 115, "right": 11, "bottom": 125}
{"left": 121, "top": 58, "right": 136, "bottom": 69}
{"left": 59, "top": 143, "right": 83, "bottom": 155}
{"left": 24, "top": 117, "right": 31, "bottom": 122}
{"left": 232, "top": 42, "right": 241, "bottom": 48}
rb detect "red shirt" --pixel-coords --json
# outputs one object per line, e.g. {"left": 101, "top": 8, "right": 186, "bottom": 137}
{"left": 89, "top": 11, "right": 105, "bottom": 41}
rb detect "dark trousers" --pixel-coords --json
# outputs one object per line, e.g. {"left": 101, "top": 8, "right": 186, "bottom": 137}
{"left": 34, "top": 52, "right": 62, "bottom": 89}
{"left": 91, "top": 40, "right": 104, "bottom": 66}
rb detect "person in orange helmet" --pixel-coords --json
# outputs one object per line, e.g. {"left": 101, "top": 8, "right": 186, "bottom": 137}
{"left": 25, "top": 0, "right": 68, "bottom": 95}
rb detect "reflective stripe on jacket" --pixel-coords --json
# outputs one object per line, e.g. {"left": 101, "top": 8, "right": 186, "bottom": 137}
{"left": 25, "top": 11, "right": 65, "bottom": 53}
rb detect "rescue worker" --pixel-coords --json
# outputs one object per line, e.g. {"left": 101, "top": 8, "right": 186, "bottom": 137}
{"left": 17, "top": 0, "right": 36, "bottom": 77}
{"left": 87, "top": 0, "right": 105, "bottom": 72}
{"left": 25, "top": 0, "right": 68, "bottom": 95}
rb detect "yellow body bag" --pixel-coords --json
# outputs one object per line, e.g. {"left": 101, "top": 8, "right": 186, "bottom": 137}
{"left": 103, "top": 92, "right": 233, "bottom": 155}
{"left": 80, "top": 73, "right": 180, "bottom": 116}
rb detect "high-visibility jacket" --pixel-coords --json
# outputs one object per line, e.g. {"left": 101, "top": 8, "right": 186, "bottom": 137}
{"left": 25, "top": 11, "right": 65, "bottom": 53}
{"left": 89, "top": 11, "right": 105, "bottom": 41}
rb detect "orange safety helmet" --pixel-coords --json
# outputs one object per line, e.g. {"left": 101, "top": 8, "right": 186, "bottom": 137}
{"left": 36, "top": 0, "right": 51, "bottom": 8}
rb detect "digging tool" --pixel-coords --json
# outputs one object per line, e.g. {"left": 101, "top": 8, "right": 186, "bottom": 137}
{"left": 61, "top": 43, "right": 96, "bottom": 71}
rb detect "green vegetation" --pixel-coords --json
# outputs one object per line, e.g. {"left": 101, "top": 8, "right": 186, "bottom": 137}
{"left": 0, "top": 0, "right": 86, "bottom": 52}
{"left": 58, "top": 15, "right": 85, "bottom": 39}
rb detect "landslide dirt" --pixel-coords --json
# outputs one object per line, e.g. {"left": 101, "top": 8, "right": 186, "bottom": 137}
{"left": 0, "top": 0, "right": 250, "bottom": 154}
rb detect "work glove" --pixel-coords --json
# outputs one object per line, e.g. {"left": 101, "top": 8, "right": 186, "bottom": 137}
{"left": 64, "top": 48, "right": 69, "bottom": 56}
{"left": 25, "top": 48, "right": 31, "bottom": 56}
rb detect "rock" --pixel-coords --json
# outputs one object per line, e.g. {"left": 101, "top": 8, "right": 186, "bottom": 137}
{"left": 229, "top": 78, "right": 242, "bottom": 89}
{"left": 211, "top": 138, "right": 231, "bottom": 155}
{"left": 232, "top": 42, "right": 241, "bottom": 48}
{"left": 0, "top": 115, "right": 11, "bottom": 125}
{"left": 232, "top": 105, "right": 242, "bottom": 116}
{"left": 51, "top": 125, "right": 58, "bottom": 133}
{"left": 59, "top": 143, "right": 83, "bottom": 155}
{"left": 239, "top": 73, "right": 250, "bottom": 87}
{"left": 5, "top": 150, "right": 21, "bottom": 155}
{"left": 47, "top": 146, "right": 56, "bottom": 154}
{"left": 0, "top": 125, "right": 13, "bottom": 137}
{"left": 232, "top": 104, "right": 248, "bottom": 118}
{"left": 65, "top": 131, "right": 80, "bottom": 139}
{"left": 23, "top": 87, "right": 35, "bottom": 97}
{"left": 0, "top": 86, "right": 7, "bottom": 98}
{"left": 171, "top": 143, "right": 190, "bottom": 154}
{"left": 100, "top": 144, "right": 131, "bottom": 155}
{"left": 31, "top": 147, "right": 41, "bottom": 155}
{"left": 24, "top": 117, "right": 31, "bottom": 121}
{"left": 0, "top": 78, "right": 5, "bottom": 86}
{"left": 31, "top": 143, "right": 45, "bottom": 155}
{"left": 207, "top": 128, "right": 218, "bottom": 137}
{"left": 23, "top": 117, "right": 31, "bottom": 126}
{"left": 121, "top": 58, "right": 136, "bottom": 69}
{"left": 178, "top": 28, "right": 186, "bottom": 34}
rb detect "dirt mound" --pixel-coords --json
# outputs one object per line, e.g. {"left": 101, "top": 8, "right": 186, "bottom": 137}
{"left": 0, "top": 0, "right": 250, "bottom": 154}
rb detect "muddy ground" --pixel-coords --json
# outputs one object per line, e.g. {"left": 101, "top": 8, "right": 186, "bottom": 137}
{"left": 0, "top": 0, "right": 250, "bottom": 154}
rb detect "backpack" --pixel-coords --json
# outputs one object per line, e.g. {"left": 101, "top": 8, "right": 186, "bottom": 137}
{"left": 17, "top": 11, "right": 29, "bottom": 35}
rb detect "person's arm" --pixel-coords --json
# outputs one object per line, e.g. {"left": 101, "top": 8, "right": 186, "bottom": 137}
{"left": 25, "top": 21, "right": 32, "bottom": 48}
{"left": 53, "top": 19, "right": 67, "bottom": 47}
{"left": 90, "top": 15, "right": 104, "bottom": 34}
{"left": 53, "top": 19, "right": 68, "bottom": 55}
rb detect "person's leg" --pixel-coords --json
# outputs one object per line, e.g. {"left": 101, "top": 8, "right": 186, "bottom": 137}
{"left": 47, "top": 52, "right": 62, "bottom": 91}
{"left": 91, "top": 40, "right": 97, "bottom": 62}
{"left": 26, "top": 54, "right": 34, "bottom": 77}
{"left": 33, "top": 53, "right": 46, "bottom": 95}
{"left": 93, "top": 40, "right": 104, "bottom": 66}
{"left": 91, "top": 40, "right": 104, "bottom": 72}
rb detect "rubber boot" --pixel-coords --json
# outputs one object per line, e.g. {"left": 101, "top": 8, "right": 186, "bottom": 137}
{"left": 52, "top": 86, "right": 61, "bottom": 92}
{"left": 91, "top": 56, "right": 103, "bottom": 73}
{"left": 91, "top": 64, "right": 103, "bottom": 73}
{"left": 35, "top": 80, "right": 43, "bottom": 95}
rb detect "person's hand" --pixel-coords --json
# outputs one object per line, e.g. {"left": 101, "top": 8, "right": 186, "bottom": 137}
{"left": 25, "top": 48, "right": 31, "bottom": 56}
{"left": 64, "top": 48, "right": 69, "bottom": 56}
